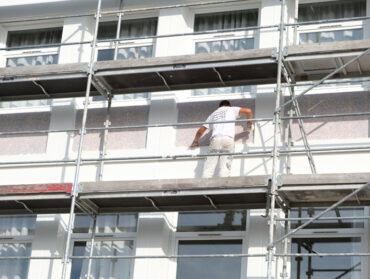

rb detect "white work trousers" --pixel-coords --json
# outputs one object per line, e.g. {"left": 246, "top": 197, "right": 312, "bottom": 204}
{"left": 202, "top": 135, "right": 234, "bottom": 178}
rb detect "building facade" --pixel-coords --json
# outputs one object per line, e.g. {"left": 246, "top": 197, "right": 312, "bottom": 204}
{"left": 0, "top": 0, "right": 369, "bottom": 278}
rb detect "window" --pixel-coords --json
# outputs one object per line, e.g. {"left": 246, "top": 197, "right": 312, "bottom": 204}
{"left": 96, "top": 17, "right": 157, "bottom": 62}
{"left": 296, "top": 0, "right": 365, "bottom": 45}
{"left": 71, "top": 240, "right": 134, "bottom": 279}
{"left": 176, "top": 211, "right": 246, "bottom": 279}
{"left": 291, "top": 237, "right": 361, "bottom": 278}
{"left": 0, "top": 215, "right": 36, "bottom": 279}
{"left": 5, "top": 27, "right": 62, "bottom": 68}
{"left": 298, "top": 0, "right": 366, "bottom": 22}
{"left": 7, "top": 54, "right": 59, "bottom": 67}
{"left": 290, "top": 207, "right": 365, "bottom": 229}
{"left": 289, "top": 207, "right": 365, "bottom": 278}
{"left": 177, "top": 211, "right": 246, "bottom": 232}
{"left": 97, "top": 18, "right": 157, "bottom": 40}
{"left": 192, "top": 10, "right": 257, "bottom": 96}
{"left": 6, "top": 27, "right": 63, "bottom": 48}
{"left": 97, "top": 45, "right": 153, "bottom": 61}
{"left": 71, "top": 214, "right": 138, "bottom": 279}
{"left": 299, "top": 28, "right": 363, "bottom": 44}
{"left": 177, "top": 239, "right": 243, "bottom": 279}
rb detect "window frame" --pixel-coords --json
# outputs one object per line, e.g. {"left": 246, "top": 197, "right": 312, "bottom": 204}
{"left": 296, "top": 0, "right": 365, "bottom": 45}
{"left": 0, "top": 215, "right": 36, "bottom": 279}
{"left": 192, "top": 5, "right": 260, "bottom": 53}
{"left": 70, "top": 236, "right": 137, "bottom": 279}
{"left": 1, "top": 23, "right": 63, "bottom": 68}
{"left": 69, "top": 214, "right": 138, "bottom": 279}
{"left": 95, "top": 13, "right": 158, "bottom": 63}
{"left": 288, "top": 207, "right": 369, "bottom": 279}
{"left": 171, "top": 210, "right": 249, "bottom": 279}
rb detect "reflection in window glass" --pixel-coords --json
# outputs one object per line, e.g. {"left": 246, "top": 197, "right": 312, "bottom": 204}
{"left": 97, "top": 214, "right": 138, "bottom": 233}
{"left": 0, "top": 99, "right": 52, "bottom": 108}
{"left": 177, "top": 240, "right": 242, "bottom": 279}
{"left": 0, "top": 243, "right": 31, "bottom": 279}
{"left": 194, "top": 10, "right": 258, "bottom": 31}
{"left": 177, "top": 211, "right": 246, "bottom": 232}
{"left": 291, "top": 237, "right": 361, "bottom": 279}
{"left": 299, "top": 29, "right": 363, "bottom": 44}
{"left": 195, "top": 38, "right": 254, "bottom": 54}
{"left": 290, "top": 207, "right": 364, "bottom": 229}
{"left": 0, "top": 215, "right": 36, "bottom": 236}
{"left": 97, "top": 45, "right": 153, "bottom": 61}
{"left": 7, "top": 54, "right": 59, "bottom": 67}
{"left": 73, "top": 214, "right": 138, "bottom": 234}
{"left": 71, "top": 240, "right": 134, "bottom": 279}
{"left": 298, "top": 0, "right": 366, "bottom": 22}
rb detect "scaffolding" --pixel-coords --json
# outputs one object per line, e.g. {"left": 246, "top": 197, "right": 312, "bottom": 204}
{"left": 0, "top": 0, "right": 370, "bottom": 278}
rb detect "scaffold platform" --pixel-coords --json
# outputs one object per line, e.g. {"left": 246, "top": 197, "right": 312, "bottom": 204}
{"left": 0, "top": 39, "right": 369, "bottom": 101}
{"left": 0, "top": 173, "right": 369, "bottom": 214}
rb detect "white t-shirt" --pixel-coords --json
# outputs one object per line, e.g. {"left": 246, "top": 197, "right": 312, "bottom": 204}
{"left": 203, "top": 106, "right": 241, "bottom": 139}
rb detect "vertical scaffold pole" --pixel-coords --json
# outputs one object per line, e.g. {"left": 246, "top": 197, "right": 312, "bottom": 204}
{"left": 86, "top": 216, "right": 97, "bottom": 279}
{"left": 267, "top": 0, "right": 285, "bottom": 277}
{"left": 281, "top": 210, "right": 290, "bottom": 279}
{"left": 114, "top": 0, "right": 124, "bottom": 60}
{"left": 61, "top": 0, "right": 102, "bottom": 278}
{"left": 98, "top": 96, "right": 112, "bottom": 181}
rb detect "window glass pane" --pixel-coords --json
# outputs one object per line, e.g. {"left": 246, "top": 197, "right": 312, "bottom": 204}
{"left": 97, "top": 18, "right": 158, "bottom": 40}
{"left": 6, "top": 27, "right": 63, "bottom": 48}
{"left": 0, "top": 216, "right": 36, "bottom": 236}
{"left": 290, "top": 207, "right": 364, "bottom": 229}
{"left": 98, "top": 45, "right": 153, "bottom": 61}
{"left": 195, "top": 38, "right": 254, "bottom": 54}
{"left": 71, "top": 240, "right": 134, "bottom": 279}
{"left": 0, "top": 243, "right": 31, "bottom": 279}
{"left": 177, "top": 240, "right": 242, "bottom": 279}
{"left": 73, "top": 214, "right": 138, "bottom": 234}
{"left": 194, "top": 10, "right": 258, "bottom": 32}
{"left": 97, "top": 214, "right": 138, "bottom": 233}
{"left": 73, "top": 215, "right": 93, "bottom": 234}
{"left": 298, "top": 0, "right": 366, "bottom": 22}
{"left": 177, "top": 211, "right": 246, "bottom": 232}
{"left": 0, "top": 99, "right": 52, "bottom": 108}
{"left": 299, "top": 29, "right": 363, "bottom": 44}
{"left": 291, "top": 237, "right": 361, "bottom": 278}
{"left": 7, "top": 54, "right": 59, "bottom": 67}
{"left": 97, "top": 49, "right": 115, "bottom": 61}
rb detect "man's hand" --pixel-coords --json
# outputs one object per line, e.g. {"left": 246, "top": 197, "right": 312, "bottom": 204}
{"left": 190, "top": 141, "right": 199, "bottom": 148}
{"left": 190, "top": 126, "right": 207, "bottom": 148}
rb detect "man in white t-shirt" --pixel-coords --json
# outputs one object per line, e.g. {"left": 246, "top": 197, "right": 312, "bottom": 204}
{"left": 190, "top": 100, "right": 253, "bottom": 178}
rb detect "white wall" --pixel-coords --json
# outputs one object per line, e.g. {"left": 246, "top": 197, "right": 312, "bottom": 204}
{"left": 0, "top": 0, "right": 369, "bottom": 279}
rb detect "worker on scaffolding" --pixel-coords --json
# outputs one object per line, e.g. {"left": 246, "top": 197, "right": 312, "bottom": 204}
{"left": 190, "top": 100, "right": 253, "bottom": 178}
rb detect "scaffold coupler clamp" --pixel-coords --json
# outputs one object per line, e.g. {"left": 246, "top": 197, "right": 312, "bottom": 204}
{"left": 272, "top": 47, "right": 288, "bottom": 60}
{"left": 266, "top": 247, "right": 275, "bottom": 262}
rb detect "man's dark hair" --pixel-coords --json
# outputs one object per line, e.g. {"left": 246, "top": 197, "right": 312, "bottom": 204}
{"left": 219, "top": 100, "right": 231, "bottom": 107}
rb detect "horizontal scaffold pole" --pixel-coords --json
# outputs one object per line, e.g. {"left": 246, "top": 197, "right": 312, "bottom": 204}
{"left": 1, "top": 252, "right": 370, "bottom": 261}
{"left": 1, "top": 144, "right": 370, "bottom": 166}
{"left": 2, "top": 111, "right": 370, "bottom": 136}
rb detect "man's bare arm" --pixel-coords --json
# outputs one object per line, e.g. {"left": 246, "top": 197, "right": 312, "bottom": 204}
{"left": 239, "top": 108, "right": 253, "bottom": 127}
{"left": 190, "top": 126, "right": 207, "bottom": 147}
